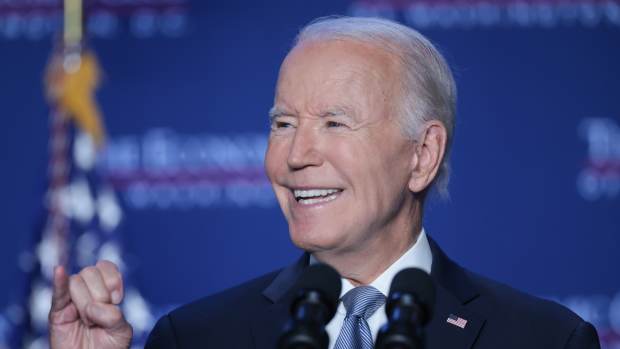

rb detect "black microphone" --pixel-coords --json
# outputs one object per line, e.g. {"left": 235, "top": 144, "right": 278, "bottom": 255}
{"left": 375, "top": 268, "right": 436, "bottom": 349}
{"left": 277, "top": 263, "right": 342, "bottom": 349}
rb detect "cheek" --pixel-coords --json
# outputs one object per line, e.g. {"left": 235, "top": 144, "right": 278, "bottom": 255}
{"left": 265, "top": 140, "right": 293, "bottom": 211}
{"left": 326, "top": 140, "right": 385, "bottom": 208}
{"left": 265, "top": 139, "right": 287, "bottom": 179}
{"left": 352, "top": 143, "right": 411, "bottom": 209}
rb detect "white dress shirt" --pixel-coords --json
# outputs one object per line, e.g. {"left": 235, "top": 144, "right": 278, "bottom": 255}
{"left": 310, "top": 228, "right": 433, "bottom": 349}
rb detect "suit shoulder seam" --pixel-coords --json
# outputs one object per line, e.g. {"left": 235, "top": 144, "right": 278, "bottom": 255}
{"left": 166, "top": 312, "right": 181, "bottom": 347}
{"left": 563, "top": 320, "right": 591, "bottom": 348}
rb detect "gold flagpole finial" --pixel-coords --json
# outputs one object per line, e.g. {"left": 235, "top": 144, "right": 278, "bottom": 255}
{"left": 46, "top": 0, "right": 106, "bottom": 147}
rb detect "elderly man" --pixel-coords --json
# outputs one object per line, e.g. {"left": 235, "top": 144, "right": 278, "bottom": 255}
{"left": 48, "top": 16, "right": 600, "bottom": 349}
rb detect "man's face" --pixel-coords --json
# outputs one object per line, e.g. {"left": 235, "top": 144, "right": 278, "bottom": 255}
{"left": 265, "top": 40, "right": 417, "bottom": 256}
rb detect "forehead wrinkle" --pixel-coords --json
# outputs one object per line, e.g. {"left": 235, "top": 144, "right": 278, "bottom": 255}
{"left": 277, "top": 40, "right": 398, "bottom": 124}
{"left": 270, "top": 98, "right": 298, "bottom": 115}
{"left": 302, "top": 70, "right": 368, "bottom": 119}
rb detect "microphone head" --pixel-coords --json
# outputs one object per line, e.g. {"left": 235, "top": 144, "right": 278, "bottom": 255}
{"left": 279, "top": 264, "right": 341, "bottom": 349}
{"left": 294, "top": 263, "right": 342, "bottom": 319}
{"left": 388, "top": 268, "right": 436, "bottom": 325}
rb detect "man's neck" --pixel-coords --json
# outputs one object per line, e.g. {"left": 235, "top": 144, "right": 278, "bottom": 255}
{"left": 313, "top": 208, "right": 423, "bottom": 286}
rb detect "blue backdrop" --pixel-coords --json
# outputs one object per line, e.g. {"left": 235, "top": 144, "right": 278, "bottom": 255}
{"left": 1, "top": 0, "right": 619, "bottom": 347}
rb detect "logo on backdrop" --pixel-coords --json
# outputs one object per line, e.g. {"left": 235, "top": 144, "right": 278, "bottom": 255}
{"left": 98, "top": 128, "right": 276, "bottom": 210}
{"left": 577, "top": 118, "right": 620, "bottom": 201}
{"left": 0, "top": 0, "right": 188, "bottom": 41}
{"left": 348, "top": 0, "right": 620, "bottom": 29}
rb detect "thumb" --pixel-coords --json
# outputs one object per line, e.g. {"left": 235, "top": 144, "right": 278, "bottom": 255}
{"left": 50, "top": 266, "right": 71, "bottom": 313}
{"left": 85, "top": 302, "right": 129, "bottom": 330}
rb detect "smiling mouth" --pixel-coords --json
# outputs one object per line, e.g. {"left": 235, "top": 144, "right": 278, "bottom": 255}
{"left": 292, "top": 188, "right": 343, "bottom": 205}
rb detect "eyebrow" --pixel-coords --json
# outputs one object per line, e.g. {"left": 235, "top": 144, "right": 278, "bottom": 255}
{"left": 268, "top": 105, "right": 356, "bottom": 122}
{"left": 321, "top": 105, "right": 356, "bottom": 120}
{"left": 322, "top": 108, "right": 348, "bottom": 118}
{"left": 268, "top": 106, "right": 295, "bottom": 123}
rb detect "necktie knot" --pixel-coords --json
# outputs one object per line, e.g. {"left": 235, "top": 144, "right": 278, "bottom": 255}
{"left": 333, "top": 286, "right": 386, "bottom": 349}
{"left": 341, "top": 286, "right": 385, "bottom": 320}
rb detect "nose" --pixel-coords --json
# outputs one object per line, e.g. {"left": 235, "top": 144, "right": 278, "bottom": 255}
{"left": 287, "top": 124, "right": 323, "bottom": 170}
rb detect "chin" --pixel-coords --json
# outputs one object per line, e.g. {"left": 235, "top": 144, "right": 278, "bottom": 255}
{"left": 288, "top": 225, "right": 343, "bottom": 253}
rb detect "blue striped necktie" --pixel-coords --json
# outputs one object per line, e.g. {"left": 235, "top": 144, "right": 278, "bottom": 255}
{"left": 333, "top": 286, "right": 386, "bottom": 349}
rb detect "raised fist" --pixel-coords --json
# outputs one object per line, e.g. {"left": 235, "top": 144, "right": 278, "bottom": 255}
{"left": 48, "top": 260, "right": 133, "bottom": 349}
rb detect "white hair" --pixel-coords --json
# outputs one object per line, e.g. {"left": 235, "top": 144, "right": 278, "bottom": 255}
{"left": 294, "top": 16, "right": 457, "bottom": 197}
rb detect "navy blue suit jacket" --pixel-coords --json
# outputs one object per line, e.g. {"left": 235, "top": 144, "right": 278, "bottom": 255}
{"left": 144, "top": 238, "right": 600, "bottom": 348}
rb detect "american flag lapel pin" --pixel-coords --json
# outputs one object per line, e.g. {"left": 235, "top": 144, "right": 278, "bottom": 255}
{"left": 446, "top": 314, "right": 468, "bottom": 329}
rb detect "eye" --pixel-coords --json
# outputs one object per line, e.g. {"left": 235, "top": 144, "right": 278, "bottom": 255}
{"left": 275, "top": 121, "right": 292, "bottom": 128}
{"left": 326, "top": 120, "right": 346, "bottom": 128}
{"left": 271, "top": 119, "right": 295, "bottom": 130}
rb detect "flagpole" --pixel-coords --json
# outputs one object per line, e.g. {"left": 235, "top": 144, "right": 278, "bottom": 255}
{"left": 47, "top": 0, "right": 85, "bottom": 269}
{"left": 62, "top": 0, "right": 83, "bottom": 74}
{"left": 64, "top": 0, "right": 82, "bottom": 47}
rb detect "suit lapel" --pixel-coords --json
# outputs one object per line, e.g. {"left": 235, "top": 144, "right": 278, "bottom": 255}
{"left": 426, "top": 283, "right": 485, "bottom": 348}
{"left": 251, "top": 253, "right": 309, "bottom": 349}
{"left": 427, "top": 237, "right": 486, "bottom": 349}
{"left": 250, "top": 296, "right": 294, "bottom": 349}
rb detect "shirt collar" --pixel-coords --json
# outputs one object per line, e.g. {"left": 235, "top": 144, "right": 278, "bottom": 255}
{"left": 310, "top": 228, "right": 433, "bottom": 299}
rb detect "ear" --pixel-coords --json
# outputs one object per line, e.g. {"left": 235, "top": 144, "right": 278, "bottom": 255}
{"left": 408, "top": 121, "right": 447, "bottom": 193}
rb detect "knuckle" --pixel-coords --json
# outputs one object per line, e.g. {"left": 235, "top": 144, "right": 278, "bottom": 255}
{"left": 80, "top": 266, "right": 97, "bottom": 277}
{"left": 92, "top": 290, "right": 110, "bottom": 302}
{"left": 97, "top": 260, "right": 119, "bottom": 273}
{"left": 68, "top": 274, "right": 82, "bottom": 288}
{"left": 109, "top": 273, "right": 122, "bottom": 288}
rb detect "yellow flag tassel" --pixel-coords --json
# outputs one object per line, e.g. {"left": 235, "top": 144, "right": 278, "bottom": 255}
{"left": 44, "top": 50, "right": 106, "bottom": 147}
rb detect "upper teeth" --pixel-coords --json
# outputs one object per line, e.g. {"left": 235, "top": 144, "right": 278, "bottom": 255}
{"left": 294, "top": 189, "right": 340, "bottom": 199}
